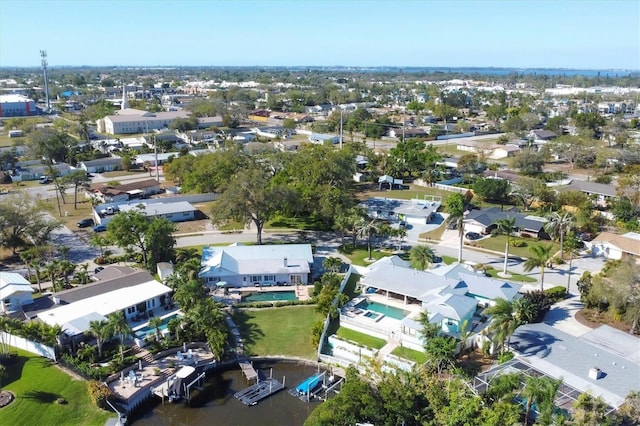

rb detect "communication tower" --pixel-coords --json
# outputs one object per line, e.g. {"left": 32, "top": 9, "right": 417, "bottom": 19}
{"left": 40, "top": 50, "right": 51, "bottom": 112}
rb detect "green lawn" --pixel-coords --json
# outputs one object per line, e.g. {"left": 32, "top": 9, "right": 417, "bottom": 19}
{"left": 336, "top": 327, "right": 387, "bottom": 349}
{"left": 470, "top": 234, "right": 560, "bottom": 259}
{"left": 359, "top": 184, "right": 452, "bottom": 202}
{"left": 391, "top": 346, "right": 427, "bottom": 364}
{"left": 0, "top": 134, "right": 26, "bottom": 147}
{"left": 232, "top": 305, "right": 323, "bottom": 359}
{"left": 418, "top": 224, "right": 446, "bottom": 241}
{"left": 1, "top": 349, "right": 114, "bottom": 425}
{"left": 484, "top": 266, "right": 538, "bottom": 283}
{"left": 441, "top": 255, "right": 457, "bottom": 265}
{"left": 338, "top": 244, "right": 409, "bottom": 266}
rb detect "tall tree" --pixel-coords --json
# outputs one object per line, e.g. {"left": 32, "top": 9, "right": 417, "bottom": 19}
{"left": 495, "top": 216, "right": 516, "bottom": 275}
{"left": 62, "top": 170, "right": 90, "bottom": 210}
{"left": 87, "top": 319, "right": 112, "bottom": 360}
{"left": 544, "top": 211, "right": 575, "bottom": 259}
{"left": 523, "top": 243, "right": 555, "bottom": 291}
{"left": 0, "top": 194, "right": 61, "bottom": 255}
{"left": 211, "top": 166, "right": 293, "bottom": 245}
{"left": 107, "top": 311, "right": 131, "bottom": 362}
{"left": 484, "top": 298, "right": 520, "bottom": 355}
{"left": 409, "top": 244, "right": 436, "bottom": 270}
{"left": 445, "top": 193, "right": 466, "bottom": 263}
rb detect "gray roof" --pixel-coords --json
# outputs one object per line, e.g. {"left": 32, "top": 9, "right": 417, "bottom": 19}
{"left": 465, "top": 207, "right": 547, "bottom": 233}
{"left": 55, "top": 269, "right": 154, "bottom": 304}
{"left": 455, "top": 272, "right": 522, "bottom": 301}
{"left": 200, "top": 244, "right": 314, "bottom": 277}
{"left": 106, "top": 110, "right": 189, "bottom": 123}
{"left": 510, "top": 323, "right": 640, "bottom": 407}
{"left": 118, "top": 201, "right": 196, "bottom": 216}
{"left": 361, "top": 263, "right": 460, "bottom": 301}
{"left": 425, "top": 293, "right": 477, "bottom": 321}
{"left": 81, "top": 157, "right": 122, "bottom": 167}
{"left": 559, "top": 180, "right": 618, "bottom": 198}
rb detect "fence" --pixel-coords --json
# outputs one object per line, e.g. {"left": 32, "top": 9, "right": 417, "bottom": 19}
{"left": 0, "top": 331, "right": 56, "bottom": 361}
{"left": 316, "top": 269, "right": 355, "bottom": 360}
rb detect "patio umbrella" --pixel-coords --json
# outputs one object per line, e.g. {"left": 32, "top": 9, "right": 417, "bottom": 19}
{"left": 216, "top": 281, "right": 228, "bottom": 287}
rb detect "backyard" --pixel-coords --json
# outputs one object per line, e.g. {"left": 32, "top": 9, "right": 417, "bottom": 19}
{"left": 231, "top": 305, "right": 323, "bottom": 360}
{"left": 468, "top": 234, "right": 561, "bottom": 259}
{"left": 335, "top": 327, "right": 387, "bottom": 350}
{"left": 1, "top": 349, "right": 114, "bottom": 425}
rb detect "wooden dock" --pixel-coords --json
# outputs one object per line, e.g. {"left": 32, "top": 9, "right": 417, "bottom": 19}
{"left": 239, "top": 361, "right": 258, "bottom": 381}
{"left": 234, "top": 378, "right": 284, "bottom": 406}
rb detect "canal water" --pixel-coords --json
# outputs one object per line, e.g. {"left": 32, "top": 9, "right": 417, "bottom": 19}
{"left": 131, "top": 361, "right": 323, "bottom": 425}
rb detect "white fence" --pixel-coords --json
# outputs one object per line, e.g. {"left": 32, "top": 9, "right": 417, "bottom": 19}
{"left": 0, "top": 331, "right": 56, "bottom": 361}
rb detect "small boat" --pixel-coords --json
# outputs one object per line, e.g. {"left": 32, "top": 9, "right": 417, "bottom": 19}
{"left": 168, "top": 365, "right": 197, "bottom": 402}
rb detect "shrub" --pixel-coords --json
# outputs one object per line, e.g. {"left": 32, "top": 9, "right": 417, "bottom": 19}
{"left": 552, "top": 256, "right": 565, "bottom": 265}
{"left": 87, "top": 380, "right": 113, "bottom": 409}
{"left": 520, "top": 232, "right": 533, "bottom": 238}
{"left": 497, "top": 351, "right": 514, "bottom": 364}
{"left": 521, "top": 291, "right": 552, "bottom": 323}
{"left": 545, "top": 286, "right": 567, "bottom": 302}
{"left": 511, "top": 238, "right": 526, "bottom": 248}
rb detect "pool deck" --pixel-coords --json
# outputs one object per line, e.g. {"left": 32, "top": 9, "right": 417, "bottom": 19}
{"left": 212, "top": 284, "right": 313, "bottom": 304}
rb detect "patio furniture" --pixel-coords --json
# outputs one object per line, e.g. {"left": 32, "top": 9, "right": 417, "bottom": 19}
{"left": 176, "top": 351, "right": 184, "bottom": 361}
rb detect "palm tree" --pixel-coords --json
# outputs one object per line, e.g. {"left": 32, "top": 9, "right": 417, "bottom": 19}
{"left": 87, "top": 319, "right": 112, "bottom": 360}
{"left": 410, "top": 244, "right": 436, "bottom": 270}
{"left": 523, "top": 243, "right": 555, "bottom": 291}
{"left": 322, "top": 256, "right": 343, "bottom": 273}
{"left": 148, "top": 316, "right": 163, "bottom": 342}
{"left": 357, "top": 218, "right": 380, "bottom": 261}
{"left": 494, "top": 216, "right": 516, "bottom": 275}
{"left": 107, "top": 311, "right": 131, "bottom": 362}
{"left": 167, "top": 316, "right": 183, "bottom": 341}
{"left": 174, "top": 280, "right": 207, "bottom": 311}
{"left": 484, "top": 298, "right": 520, "bottom": 354}
{"left": 445, "top": 193, "right": 466, "bottom": 263}
{"left": 563, "top": 232, "right": 581, "bottom": 292}
{"left": 544, "top": 211, "right": 575, "bottom": 259}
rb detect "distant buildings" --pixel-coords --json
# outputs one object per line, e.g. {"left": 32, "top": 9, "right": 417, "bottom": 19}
{"left": 0, "top": 94, "right": 37, "bottom": 117}
{"left": 97, "top": 108, "right": 190, "bottom": 135}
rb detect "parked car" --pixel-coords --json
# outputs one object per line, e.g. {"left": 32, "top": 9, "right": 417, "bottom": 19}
{"left": 99, "top": 206, "right": 119, "bottom": 215}
{"left": 93, "top": 224, "right": 107, "bottom": 232}
{"left": 465, "top": 232, "right": 481, "bottom": 241}
{"left": 38, "top": 176, "right": 52, "bottom": 184}
{"left": 77, "top": 218, "right": 95, "bottom": 228}
{"left": 94, "top": 266, "right": 105, "bottom": 274}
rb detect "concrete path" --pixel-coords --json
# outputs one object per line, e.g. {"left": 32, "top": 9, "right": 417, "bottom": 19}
{"left": 543, "top": 295, "right": 593, "bottom": 337}
{"left": 376, "top": 342, "right": 399, "bottom": 361}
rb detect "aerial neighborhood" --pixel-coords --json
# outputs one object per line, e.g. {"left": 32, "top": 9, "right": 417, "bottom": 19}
{"left": 1, "top": 60, "right": 640, "bottom": 425}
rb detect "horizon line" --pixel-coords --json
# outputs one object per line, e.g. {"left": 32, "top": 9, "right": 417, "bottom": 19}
{"left": 0, "top": 65, "right": 639, "bottom": 72}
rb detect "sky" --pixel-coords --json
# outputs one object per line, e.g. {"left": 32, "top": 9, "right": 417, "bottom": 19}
{"left": 1, "top": 0, "right": 639, "bottom": 69}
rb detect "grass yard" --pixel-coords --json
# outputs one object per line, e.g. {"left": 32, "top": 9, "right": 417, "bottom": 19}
{"left": 418, "top": 223, "right": 446, "bottom": 241}
{"left": 336, "top": 327, "right": 387, "bottom": 350}
{"left": 441, "top": 255, "right": 457, "bottom": 265}
{"left": 470, "top": 234, "right": 560, "bottom": 259}
{"left": 484, "top": 266, "right": 538, "bottom": 283}
{"left": 358, "top": 184, "right": 452, "bottom": 202}
{"left": 39, "top": 198, "right": 96, "bottom": 231}
{"left": 0, "top": 134, "right": 26, "bottom": 147}
{"left": 232, "top": 305, "right": 323, "bottom": 360}
{"left": 1, "top": 348, "right": 114, "bottom": 426}
{"left": 391, "top": 346, "right": 427, "bottom": 364}
{"left": 338, "top": 244, "right": 409, "bottom": 266}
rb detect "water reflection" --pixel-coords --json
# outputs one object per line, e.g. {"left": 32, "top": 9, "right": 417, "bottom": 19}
{"left": 131, "top": 361, "right": 322, "bottom": 426}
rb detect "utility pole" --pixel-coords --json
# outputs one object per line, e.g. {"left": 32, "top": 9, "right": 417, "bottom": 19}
{"left": 339, "top": 109, "right": 343, "bottom": 150}
{"left": 154, "top": 134, "right": 160, "bottom": 181}
{"left": 40, "top": 50, "right": 51, "bottom": 112}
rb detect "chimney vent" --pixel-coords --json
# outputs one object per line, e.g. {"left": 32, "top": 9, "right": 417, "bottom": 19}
{"left": 588, "top": 367, "right": 603, "bottom": 380}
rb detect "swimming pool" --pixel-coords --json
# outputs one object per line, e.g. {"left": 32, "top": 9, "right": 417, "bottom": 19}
{"left": 355, "top": 299, "right": 410, "bottom": 320}
{"left": 242, "top": 291, "right": 297, "bottom": 303}
{"left": 134, "top": 313, "right": 182, "bottom": 339}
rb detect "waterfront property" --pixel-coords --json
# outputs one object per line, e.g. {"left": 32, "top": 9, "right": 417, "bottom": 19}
{"left": 241, "top": 291, "right": 297, "bottom": 303}
{"left": 199, "top": 243, "right": 314, "bottom": 288}
{"left": 333, "top": 256, "right": 522, "bottom": 353}
{"left": 0, "top": 271, "right": 34, "bottom": 314}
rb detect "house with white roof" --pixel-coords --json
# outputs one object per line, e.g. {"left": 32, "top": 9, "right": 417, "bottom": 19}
{"left": 0, "top": 272, "right": 34, "bottom": 314}
{"left": 586, "top": 231, "right": 640, "bottom": 260}
{"left": 199, "top": 243, "right": 314, "bottom": 287}
{"left": 35, "top": 268, "right": 172, "bottom": 337}
{"left": 339, "top": 257, "right": 521, "bottom": 352}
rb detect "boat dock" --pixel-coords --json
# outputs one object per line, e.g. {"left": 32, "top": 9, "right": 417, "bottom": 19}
{"left": 234, "top": 378, "right": 285, "bottom": 406}
{"left": 289, "top": 371, "right": 343, "bottom": 402}
{"left": 239, "top": 361, "right": 258, "bottom": 381}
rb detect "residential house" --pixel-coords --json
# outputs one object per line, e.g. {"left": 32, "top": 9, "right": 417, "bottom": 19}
{"left": 79, "top": 157, "right": 123, "bottom": 173}
{"left": 0, "top": 272, "right": 34, "bottom": 314}
{"left": 508, "top": 323, "right": 640, "bottom": 409}
{"left": 33, "top": 268, "right": 172, "bottom": 338}
{"left": 88, "top": 179, "right": 161, "bottom": 204}
{"left": 359, "top": 196, "right": 442, "bottom": 225}
{"left": 199, "top": 243, "right": 314, "bottom": 287}
{"left": 557, "top": 180, "right": 618, "bottom": 207}
{"left": 308, "top": 133, "right": 340, "bottom": 144}
{"left": 464, "top": 207, "right": 548, "bottom": 238}
{"left": 586, "top": 232, "right": 640, "bottom": 260}
{"left": 10, "top": 162, "right": 73, "bottom": 182}
{"left": 377, "top": 175, "right": 404, "bottom": 190}
{"left": 339, "top": 256, "right": 522, "bottom": 352}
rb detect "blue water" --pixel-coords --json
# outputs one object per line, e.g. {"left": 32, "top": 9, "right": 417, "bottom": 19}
{"left": 134, "top": 314, "right": 182, "bottom": 339}
{"left": 242, "top": 291, "right": 297, "bottom": 302}
{"left": 355, "top": 300, "right": 410, "bottom": 320}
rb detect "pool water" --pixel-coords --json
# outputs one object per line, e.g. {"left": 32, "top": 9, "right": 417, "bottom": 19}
{"left": 134, "top": 313, "right": 182, "bottom": 339}
{"left": 242, "top": 291, "right": 297, "bottom": 303}
{"left": 355, "top": 300, "right": 410, "bottom": 320}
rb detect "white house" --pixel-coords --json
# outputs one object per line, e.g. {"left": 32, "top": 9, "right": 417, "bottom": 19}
{"left": 199, "top": 243, "right": 314, "bottom": 287}
{"left": 586, "top": 232, "right": 640, "bottom": 260}
{"left": 36, "top": 269, "right": 172, "bottom": 337}
{"left": 79, "top": 157, "right": 122, "bottom": 173}
{"left": 0, "top": 272, "right": 34, "bottom": 314}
